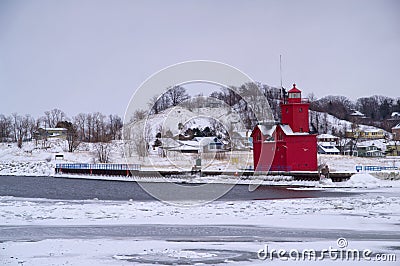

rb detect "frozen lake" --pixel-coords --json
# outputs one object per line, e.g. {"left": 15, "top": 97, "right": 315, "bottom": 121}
{"left": 0, "top": 174, "right": 399, "bottom": 265}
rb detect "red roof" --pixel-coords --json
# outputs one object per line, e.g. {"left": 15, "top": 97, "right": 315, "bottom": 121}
{"left": 288, "top": 84, "right": 301, "bottom": 93}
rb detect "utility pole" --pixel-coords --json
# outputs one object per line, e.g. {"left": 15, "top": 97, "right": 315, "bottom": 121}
{"left": 280, "top": 54, "right": 283, "bottom": 90}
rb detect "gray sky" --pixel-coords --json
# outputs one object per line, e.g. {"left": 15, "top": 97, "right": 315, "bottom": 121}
{"left": 1, "top": 0, "right": 399, "bottom": 118}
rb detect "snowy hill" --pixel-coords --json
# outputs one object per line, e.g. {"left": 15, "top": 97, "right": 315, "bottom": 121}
{"left": 310, "top": 110, "right": 389, "bottom": 136}
{"left": 127, "top": 105, "right": 245, "bottom": 138}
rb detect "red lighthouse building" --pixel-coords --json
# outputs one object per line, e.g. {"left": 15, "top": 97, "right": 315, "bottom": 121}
{"left": 251, "top": 84, "right": 317, "bottom": 172}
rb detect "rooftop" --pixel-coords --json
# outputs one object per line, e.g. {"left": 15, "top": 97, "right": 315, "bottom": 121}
{"left": 350, "top": 110, "right": 365, "bottom": 117}
{"left": 44, "top": 128, "right": 68, "bottom": 131}
{"left": 317, "top": 134, "right": 338, "bottom": 139}
{"left": 288, "top": 84, "right": 301, "bottom": 93}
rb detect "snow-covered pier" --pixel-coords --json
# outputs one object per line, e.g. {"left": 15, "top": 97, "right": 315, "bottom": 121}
{"left": 55, "top": 163, "right": 353, "bottom": 182}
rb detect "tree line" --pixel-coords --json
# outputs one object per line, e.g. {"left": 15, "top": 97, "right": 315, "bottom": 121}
{"left": 310, "top": 95, "right": 400, "bottom": 131}
{"left": 0, "top": 109, "right": 123, "bottom": 150}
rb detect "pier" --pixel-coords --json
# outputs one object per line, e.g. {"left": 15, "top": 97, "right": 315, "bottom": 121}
{"left": 55, "top": 163, "right": 353, "bottom": 182}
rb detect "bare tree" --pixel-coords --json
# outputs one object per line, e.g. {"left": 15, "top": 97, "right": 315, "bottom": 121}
{"left": 238, "top": 83, "right": 273, "bottom": 123}
{"left": 0, "top": 115, "right": 12, "bottom": 142}
{"left": 86, "top": 113, "right": 93, "bottom": 142}
{"left": 130, "top": 109, "right": 147, "bottom": 124}
{"left": 11, "top": 113, "right": 25, "bottom": 147}
{"left": 189, "top": 93, "right": 206, "bottom": 109}
{"left": 33, "top": 117, "right": 47, "bottom": 147}
{"left": 21, "top": 114, "right": 35, "bottom": 141}
{"left": 95, "top": 142, "right": 111, "bottom": 163}
{"left": 159, "top": 93, "right": 172, "bottom": 111}
{"left": 307, "top": 92, "right": 317, "bottom": 102}
{"left": 91, "top": 112, "right": 107, "bottom": 142}
{"left": 27, "top": 115, "right": 37, "bottom": 141}
{"left": 336, "top": 124, "right": 349, "bottom": 154}
{"left": 348, "top": 123, "right": 361, "bottom": 156}
{"left": 74, "top": 113, "right": 86, "bottom": 141}
{"left": 108, "top": 114, "right": 122, "bottom": 140}
{"left": 44, "top": 108, "right": 66, "bottom": 128}
{"left": 148, "top": 95, "right": 162, "bottom": 115}
{"left": 55, "top": 121, "right": 80, "bottom": 152}
{"left": 132, "top": 131, "right": 148, "bottom": 159}
{"left": 144, "top": 123, "right": 152, "bottom": 149}
{"left": 127, "top": 123, "right": 152, "bottom": 159}
{"left": 67, "top": 125, "right": 80, "bottom": 152}
{"left": 166, "top": 86, "right": 190, "bottom": 106}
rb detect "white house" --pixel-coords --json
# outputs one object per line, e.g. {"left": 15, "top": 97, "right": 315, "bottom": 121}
{"left": 161, "top": 137, "right": 226, "bottom": 154}
{"left": 317, "top": 134, "right": 340, "bottom": 155}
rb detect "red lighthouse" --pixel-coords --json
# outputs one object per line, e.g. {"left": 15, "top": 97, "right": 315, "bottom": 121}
{"left": 251, "top": 84, "right": 317, "bottom": 172}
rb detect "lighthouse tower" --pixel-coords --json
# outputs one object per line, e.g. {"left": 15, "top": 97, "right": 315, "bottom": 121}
{"left": 281, "top": 84, "right": 310, "bottom": 133}
{"left": 251, "top": 83, "right": 317, "bottom": 172}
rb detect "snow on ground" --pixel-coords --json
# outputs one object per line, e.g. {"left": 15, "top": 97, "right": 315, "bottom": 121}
{"left": 0, "top": 161, "right": 54, "bottom": 176}
{"left": 318, "top": 154, "right": 400, "bottom": 173}
{"left": 345, "top": 173, "right": 382, "bottom": 187}
{"left": 1, "top": 182, "right": 400, "bottom": 265}
{"left": 0, "top": 194, "right": 399, "bottom": 230}
{"left": 1, "top": 238, "right": 398, "bottom": 266}
{"left": 0, "top": 138, "right": 125, "bottom": 164}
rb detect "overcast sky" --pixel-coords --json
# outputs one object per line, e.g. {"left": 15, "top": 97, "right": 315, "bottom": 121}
{"left": 1, "top": 0, "right": 399, "bottom": 118}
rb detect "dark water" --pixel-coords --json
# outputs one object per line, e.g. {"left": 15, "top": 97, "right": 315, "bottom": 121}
{"left": 0, "top": 175, "right": 352, "bottom": 201}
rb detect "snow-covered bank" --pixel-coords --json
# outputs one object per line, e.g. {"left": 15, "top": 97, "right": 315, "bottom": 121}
{"left": 0, "top": 161, "right": 54, "bottom": 176}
